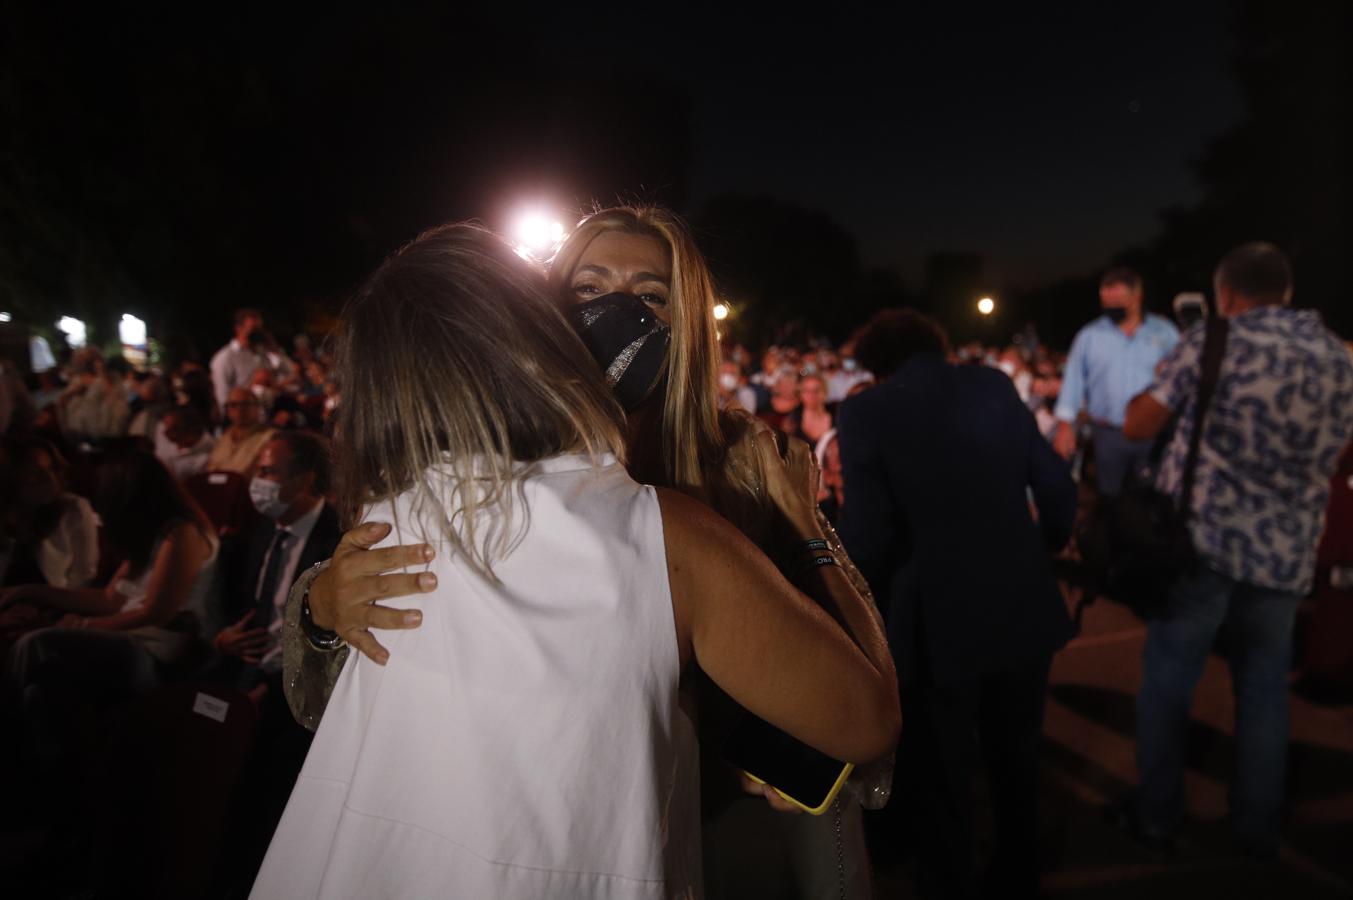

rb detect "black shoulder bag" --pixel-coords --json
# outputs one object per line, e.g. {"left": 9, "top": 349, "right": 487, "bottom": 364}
{"left": 1106, "top": 317, "right": 1229, "bottom": 618}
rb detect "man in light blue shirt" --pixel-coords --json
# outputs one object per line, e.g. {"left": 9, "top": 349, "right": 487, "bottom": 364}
{"left": 1053, "top": 268, "right": 1179, "bottom": 495}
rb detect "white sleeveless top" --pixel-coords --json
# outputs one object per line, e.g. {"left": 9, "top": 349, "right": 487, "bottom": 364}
{"left": 252, "top": 454, "right": 701, "bottom": 900}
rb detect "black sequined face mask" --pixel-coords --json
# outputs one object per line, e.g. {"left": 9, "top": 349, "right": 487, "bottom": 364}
{"left": 569, "top": 293, "right": 671, "bottom": 412}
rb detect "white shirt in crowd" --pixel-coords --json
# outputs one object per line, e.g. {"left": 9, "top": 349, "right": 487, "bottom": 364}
{"left": 826, "top": 367, "right": 872, "bottom": 403}
{"left": 256, "top": 498, "right": 325, "bottom": 675}
{"left": 57, "top": 378, "right": 129, "bottom": 440}
{"left": 0, "top": 494, "right": 99, "bottom": 589}
{"left": 154, "top": 422, "right": 217, "bottom": 482}
{"left": 210, "top": 339, "right": 267, "bottom": 410}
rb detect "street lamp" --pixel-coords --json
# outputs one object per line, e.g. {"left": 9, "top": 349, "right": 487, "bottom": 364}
{"left": 712, "top": 303, "right": 729, "bottom": 321}
{"left": 977, "top": 297, "right": 995, "bottom": 316}
{"left": 119, "top": 314, "right": 147, "bottom": 347}
{"left": 57, "top": 315, "right": 87, "bottom": 348}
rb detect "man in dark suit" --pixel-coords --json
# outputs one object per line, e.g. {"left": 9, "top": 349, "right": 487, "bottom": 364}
{"left": 211, "top": 430, "right": 341, "bottom": 886}
{"left": 214, "top": 431, "right": 342, "bottom": 688}
{"left": 836, "top": 309, "right": 1077, "bottom": 899}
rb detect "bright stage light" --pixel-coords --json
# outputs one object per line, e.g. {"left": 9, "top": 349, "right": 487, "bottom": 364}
{"left": 119, "top": 313, "right": 147, "bottom": 347}
{"left": 0, "top": 312, "right": 11, "bottom": 323}
{"left": 712, "top": 303, "right": 729, "bottom": 321}
{"left": 977, "top": 297, "right": 995, "bottom": 316}
{"left": 57, "top": 315, "right": 87, "bottom": 348}
{"left": 515, "top": 212, "right": 566, "bottom": 255}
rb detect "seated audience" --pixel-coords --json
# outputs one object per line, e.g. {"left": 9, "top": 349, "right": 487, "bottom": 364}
{"left": 210, "top": 431, "right": 340, "bottom": 888}
{"left": 127, "top": 374, "right": 171, "bottom": 442}
{"left": 214, "top": 431, "right": 341, "bottom": 690}
{"left": 1, "top": 436, "right": 99, "bottom": 589}
{"left": 757, "top": 366, "right": 801, "bottom": 431}
{"left": 207, "top": 388, "right": 275, "bottom": 477}
{"left": 55, "top": 350, "right": 130, "bottom": 442}
{"left": 156, "top": 405, "right": 217, "bottom": 481}
{"left": 4, "top": 449, "right": 220, "bottom": 759}
{"left": 784, "top": 372, "right": 834, "bottom": 445}
{"left": 815, "top": 429, "right": 844, "bottom": 524}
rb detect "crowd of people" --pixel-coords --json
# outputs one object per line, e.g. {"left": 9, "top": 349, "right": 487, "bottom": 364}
{"left": 0, "top": 309, "right": 347, "bottom": 897}
{"left": 0, "top": 204, "right": 1350, "bottom": 899}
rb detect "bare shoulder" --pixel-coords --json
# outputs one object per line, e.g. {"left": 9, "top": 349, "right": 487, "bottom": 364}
{"left": 655, "top": 487, "right": 730, "bottom": 540}
{"left": 163, "top": 518, "right": 213, "bottom": 560}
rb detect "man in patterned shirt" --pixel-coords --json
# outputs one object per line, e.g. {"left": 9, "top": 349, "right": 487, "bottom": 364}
{"left": 1121, "top": 242, "right": 1353, "bottom": 856}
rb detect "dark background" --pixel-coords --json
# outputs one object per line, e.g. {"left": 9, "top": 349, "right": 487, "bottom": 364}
{"left": 1, "top": 1, "right": 1348, "bottom": 360}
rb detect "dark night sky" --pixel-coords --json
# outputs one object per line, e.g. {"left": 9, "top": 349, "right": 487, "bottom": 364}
{"left": 678, "top": 6, "right": 1244, "bottom": 287}
{"left": 5, "top": 1, "right": 1347, "bottom": 352}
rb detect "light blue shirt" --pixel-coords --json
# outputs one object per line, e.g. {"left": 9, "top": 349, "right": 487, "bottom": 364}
{"left": 1054, "top": 313, "right": 1179, "bottom": 426}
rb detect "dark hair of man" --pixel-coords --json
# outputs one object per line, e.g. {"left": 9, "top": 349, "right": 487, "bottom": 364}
{"left": 177, "top": 370, "right": 216, "bottom": 424}
{"left": 234, "top": 308, "right": 263, "bottom": 328}
{"left": 1214, "top": 242, "right": 1293, "bottom": 305}
{"left": 271, "top": 430, "right": 332, "bottom": 497}
{"left": 853, "top": 308, "right": 952, "bottom": 379}
{"left": 1099, "top": 267, "right": 1142, "bottom": 291}
{"left": 92, "top": 448, "right": 211, "bottom": 575}
{"left": 163, "top": 403, "right": 205, "bottom": 436}
{"left": 6, "top": 433, "right": 69, "bottom": 479}
{"left": 5, "top": 434, "right": 71, "bottom": 541}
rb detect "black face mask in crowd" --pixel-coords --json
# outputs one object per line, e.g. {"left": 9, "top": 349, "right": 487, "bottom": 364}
{"left": 569, "top": 292, "right": 671, "bottom": 412}
{"left": 1103, "top": 306, "right": 1129, "bottom": 325}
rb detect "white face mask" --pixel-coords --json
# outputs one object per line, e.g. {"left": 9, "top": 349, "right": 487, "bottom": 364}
{"left": 249, "top": 477, "right": 289, "bottom": 520}
{"left": 719, "top": 372, "right": 740, "bottom": 391}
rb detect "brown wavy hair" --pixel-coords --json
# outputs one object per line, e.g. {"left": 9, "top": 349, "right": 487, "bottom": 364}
{"left": 333, "top": 224, "right": 626, "bottom": 579}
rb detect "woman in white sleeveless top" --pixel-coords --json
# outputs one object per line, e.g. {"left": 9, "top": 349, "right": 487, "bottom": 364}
{"left": 5, "top": 448, "right": 219, "bottom": 757}
{"left": 252, "top": 225, "right": 898, "bottom": 900}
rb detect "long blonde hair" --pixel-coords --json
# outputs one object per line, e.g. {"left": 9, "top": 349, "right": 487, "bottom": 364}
{"left": 549, "top": 207, "right": 723, "bottom": 491}
{"left": 549, "top": 206, "right": 771, "bottom": 540}
{"left": 334, "top": 223, "right": 626, "bottom": 580}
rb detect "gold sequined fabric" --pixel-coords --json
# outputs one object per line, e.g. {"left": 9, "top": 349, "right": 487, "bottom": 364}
{"left": 282, "top": 560, "right": 349, "bottom": 732}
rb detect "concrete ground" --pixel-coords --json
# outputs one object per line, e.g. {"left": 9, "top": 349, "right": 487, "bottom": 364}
{"left": 868, "top": 593, "right": 1353, "bottom": 899}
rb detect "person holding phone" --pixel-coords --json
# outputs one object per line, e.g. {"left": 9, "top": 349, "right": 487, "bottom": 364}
{"left": 250, "top": 224, "right": 898, "bottom": 899}
{"left": 283, "top": 207, "right": 888, "bottom": 899}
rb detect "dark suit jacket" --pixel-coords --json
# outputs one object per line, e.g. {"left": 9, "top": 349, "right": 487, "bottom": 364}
{"left": 222, "top": 501, "right": 343, "bottom": 626}
{"left": 836, "top": 354, "right": 1077, "bottom": 685}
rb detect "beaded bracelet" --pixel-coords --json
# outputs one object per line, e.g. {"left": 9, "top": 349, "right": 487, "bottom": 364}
{"left": 784, "top": 538, "right": 831, "bottom": 571}
{"left": 300, "top": 563, "right": 346, "bottom": 652}
{"left": 793, "top": 553, "right": 842, "bottom": 580}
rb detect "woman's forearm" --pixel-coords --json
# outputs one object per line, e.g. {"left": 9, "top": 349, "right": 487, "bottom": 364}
{"left": 781, "top": 513, "right": 895, "bottom": 690}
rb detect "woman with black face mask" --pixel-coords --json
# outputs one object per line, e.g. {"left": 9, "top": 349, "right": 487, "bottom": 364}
{"left": 283, "top": 208, "right": 891, "bottom": 900}
{"left": 251, "top": 223, "right": 896, "bottom": 900}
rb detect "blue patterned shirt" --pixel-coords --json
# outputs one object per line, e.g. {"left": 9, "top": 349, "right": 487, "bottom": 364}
{"left": 1149, "top": 307, "right": 1353, "bottom": 593}
{"left": 1055, "top": 314, "right": 1179, "bottom": 426}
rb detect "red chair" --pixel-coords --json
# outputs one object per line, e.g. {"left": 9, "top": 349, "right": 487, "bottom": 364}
{"left": 1301, "top": 444, "right": 1353, "bottom": 691}
{"left": 183, "top": 470, "right": 260, "bottom": 538}
{"left": 89, "top": 683, "right": 260, "bottom": 899}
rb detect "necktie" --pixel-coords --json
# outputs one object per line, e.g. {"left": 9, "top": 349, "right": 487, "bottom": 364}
{"left": 253, "top": 527, "right": 291, "bottom": 628}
